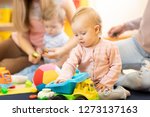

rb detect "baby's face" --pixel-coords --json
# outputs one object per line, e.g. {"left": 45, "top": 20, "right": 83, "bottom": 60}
{"left": 72, "top": 15, "right": 100, "bottom": 47}
{"left": 43, "top": 18, "right": 63, "bottom": 36}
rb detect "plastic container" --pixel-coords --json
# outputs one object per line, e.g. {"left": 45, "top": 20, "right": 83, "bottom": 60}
{"left": 46, "top": 72, "right": 90, "bottom": 94}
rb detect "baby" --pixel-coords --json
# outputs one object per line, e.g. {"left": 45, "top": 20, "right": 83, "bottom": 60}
{"left": 55, "top": 7, "right": 130, "bottom": 100}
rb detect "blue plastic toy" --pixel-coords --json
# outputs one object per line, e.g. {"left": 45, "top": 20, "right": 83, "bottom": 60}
{"left": 46, "top": 72, "right": 90, "bottom": 94}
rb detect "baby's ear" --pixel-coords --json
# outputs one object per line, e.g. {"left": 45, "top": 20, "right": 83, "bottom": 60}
{"left": 94, "top": 25, "right": 101, "bottom": 34}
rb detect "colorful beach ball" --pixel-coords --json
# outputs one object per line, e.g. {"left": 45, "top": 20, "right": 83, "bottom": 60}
{"left": 33, "top": 64, "right": 61, "bottom": 91}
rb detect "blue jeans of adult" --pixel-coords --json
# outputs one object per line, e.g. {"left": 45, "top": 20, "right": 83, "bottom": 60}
{"left": 114, "top": 37, "right": 150, "bottom": 90}
{"left": 15, "top": 64, "right": 40, "bottom": 81}
{"left": 114, "top": 37, "right": 150, "bottom": 70}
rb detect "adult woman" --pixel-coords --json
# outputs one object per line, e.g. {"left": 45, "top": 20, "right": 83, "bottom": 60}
{"left": 108, "top": 0, "right": 150, "bottom": 90}
{"left": 0, "top": 0, "right": 76, "bottom": 74}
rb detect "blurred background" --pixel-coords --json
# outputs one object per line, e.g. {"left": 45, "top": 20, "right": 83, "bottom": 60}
{"left": 89, "top": 0, "right": 148, "bottom": 35}
{"left": 0, "top": 0, "right": 148, "bottom": 41}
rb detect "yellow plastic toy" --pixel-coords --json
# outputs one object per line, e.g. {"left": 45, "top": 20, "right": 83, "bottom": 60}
{"left": 46, "top": 72, "right": 100, "bottom": 100}
{"left": 73, "top": 79, "right": 99, "bottom": 100}
{"left": 0, "top": 67, "right": 12, "bottom": 94}
{"left": 0, "top": 8, "right": 12, "bottom": 41}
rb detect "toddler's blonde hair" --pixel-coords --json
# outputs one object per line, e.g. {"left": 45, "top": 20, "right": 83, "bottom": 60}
{"left": 42, "top": 5, "right": 65, "bottom": 23}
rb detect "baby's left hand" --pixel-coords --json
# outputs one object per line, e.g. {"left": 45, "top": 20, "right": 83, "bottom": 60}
{"left": 96, "top": 83, "right": 109, "bottom": 92}
{"left": 42, "top": 48, "right": 51, "bottom": 59}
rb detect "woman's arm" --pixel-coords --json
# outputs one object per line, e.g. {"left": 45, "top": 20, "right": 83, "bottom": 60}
{"left": 108, "top": 17, "right": 142, "bottom": 38}
{"left": 17, "top": 32, "right": 41, "bottom": 64}
{"left": 18, "top": 33, "right": 35, "bottom": 55}
{"left": 61, "top": 0, "right": 76, "bottom": 22}
{"left": 124, "top": 17, "right": 142, "bottom": 31}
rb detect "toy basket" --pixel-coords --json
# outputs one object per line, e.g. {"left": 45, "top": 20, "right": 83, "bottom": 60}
{"left": 46, "top": 72, "right": 90, "bottom": 94}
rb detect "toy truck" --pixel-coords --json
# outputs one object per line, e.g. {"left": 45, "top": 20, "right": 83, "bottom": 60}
{"left": 0, "top": 67, "right": 12, "bottom": 94}
{"left": 46, "top": 72, "right": 100, "bottom": 100}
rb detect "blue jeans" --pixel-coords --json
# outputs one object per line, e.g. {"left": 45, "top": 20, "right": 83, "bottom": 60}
{"left": 15, "top": 64, "right": 40, "bottom": 81}
{"left": 114, "top": 37, "right": 150, "bottom": 70}
{"left": 115, "top": 37, "right": 150, "bottom": 90}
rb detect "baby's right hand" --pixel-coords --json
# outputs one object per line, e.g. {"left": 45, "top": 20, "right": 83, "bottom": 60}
{"left": 54, "top": 78, "right": 67, "bottom": 84}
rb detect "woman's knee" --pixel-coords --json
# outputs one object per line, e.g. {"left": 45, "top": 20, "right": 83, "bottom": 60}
{"left": 0, "top": 57, "right": 32, "bottom": 74}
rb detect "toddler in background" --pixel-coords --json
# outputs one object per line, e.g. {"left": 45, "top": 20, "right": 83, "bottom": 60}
{"left": 55, "top": 7, "right": 130, "bottom": 100}
{"left": 13, "top": 5, "right": 69, "bottom": 82}
{"left": 42, "top": 5, "right": 69, "bottom": 66}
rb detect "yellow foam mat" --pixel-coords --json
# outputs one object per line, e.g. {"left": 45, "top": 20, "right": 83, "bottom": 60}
{"left": 0, "top": 84, "right": 37, "bottom": 96}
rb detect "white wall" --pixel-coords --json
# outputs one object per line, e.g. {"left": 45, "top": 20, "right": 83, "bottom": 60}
{"left": 89, "top": 0, "right": 148, "bottom": 35}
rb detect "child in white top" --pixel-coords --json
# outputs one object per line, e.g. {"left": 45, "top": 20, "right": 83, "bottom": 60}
{"left": 42, "top": 5, "right": 69, "bottom": 65}
{"left": 15, "top": 5, "right": 69, "bottom": 80}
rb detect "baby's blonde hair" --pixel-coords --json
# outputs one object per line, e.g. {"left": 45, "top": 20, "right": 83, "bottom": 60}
{"left": 72, "top": 7, "right": 102, "bottom": 34}
{"left": 42, "top": 6, "right": 65, "bottom": 23}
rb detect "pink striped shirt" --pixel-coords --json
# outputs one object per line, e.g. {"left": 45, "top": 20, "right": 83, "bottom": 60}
{"left": 12, "top": 1, "right": 45, "bottom": 48}
{"left": 29, "top": 19, "right": 45, "bottom": 48}
{"left": 58, "top": 39, "right": 122, "bottom": 89}
{"left": 12, "top": 19, "right": 45, "bottom": 48}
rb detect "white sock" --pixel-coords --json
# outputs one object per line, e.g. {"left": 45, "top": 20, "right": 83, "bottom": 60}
{"left": 11, "top": 75, "right": 28, "bottom": 84}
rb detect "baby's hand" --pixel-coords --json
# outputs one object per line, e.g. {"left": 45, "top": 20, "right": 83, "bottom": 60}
{"left": 54, "top": 78, "right": 67, "bottom": 84}
{"left": 43, "top": 48, "right": 49, "bottom": 54}
{"left": 96, "top": 83, "right": 108, "bottom": 92}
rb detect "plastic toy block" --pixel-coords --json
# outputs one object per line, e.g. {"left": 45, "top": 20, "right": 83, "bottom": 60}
{"left": 0, "top": 67, "right": 12, "bottom": 94}
{"left": 25, "top": 80, "right": 32, "bottom": 87}
{"left": 1, "top": 87, "right": 8, "bottom": 94}
{"left": 29, "top": 94, "right": 37, "bottom": 99}
{"left": 37, "top": 88, "right": 54, "bottom": 100}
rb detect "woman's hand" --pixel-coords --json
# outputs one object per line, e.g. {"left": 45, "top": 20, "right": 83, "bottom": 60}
{"left": 28, "top": 52, "right": 41, "bottom": 64}
{"left": 108, "top": 24, "right": 125, "bottom": 38}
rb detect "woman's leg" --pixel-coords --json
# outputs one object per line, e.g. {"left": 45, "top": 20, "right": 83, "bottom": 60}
{"left": 114, "top": 38, "right": 150, "bottom": 90}
{"left": 0, "top": 57, "right": 32, "bottom": 74}
{"left": 0, "top": 38, "right": 32, "bottom": 74}
{"left": 116, "top": 71, "right": 142, "bottom": 90}
{"left": 114, "top": 38, "right": 145, "bottom": 70}
{"left": 116, "top": 60, "right": 150, "bottom": 90}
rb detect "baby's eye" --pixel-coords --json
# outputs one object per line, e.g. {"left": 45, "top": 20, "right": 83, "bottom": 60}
{"left": 51, "top": 26, "right": 56, "bottom": 29}
{"left": 81, "top": 32, "right": 86, "bottom": 35}
{"left": 74, "top": 34, "right": 78, "bottom": 37}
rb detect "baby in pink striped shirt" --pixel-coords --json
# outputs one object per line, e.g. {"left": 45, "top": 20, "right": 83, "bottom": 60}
{"left": 55, "top": 7, "right": 130, "bottom": 99}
